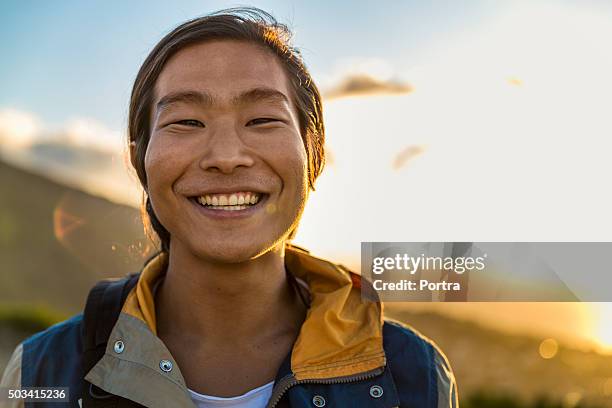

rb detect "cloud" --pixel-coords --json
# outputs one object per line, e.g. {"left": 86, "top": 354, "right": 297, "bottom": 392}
{"left": 61, "top": 117, "right": 124, "bottom": 153}
{"left": 0, "top": 108, "right": 123, "bottom": 153}
{"left": 324, "top": 75, "right": 413, "bottom": 99}
{"left": 391, "top": 145, "right": 426, "bottom": 170}
{"left": 0, "top": 107, "right": 138, "bottom": 206}
{"left": 0, "top": 109, "right": 41, "bottom": 148}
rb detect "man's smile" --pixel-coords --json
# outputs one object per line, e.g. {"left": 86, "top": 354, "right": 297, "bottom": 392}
{"left": 194, "top": 191, "right": 264, "bottom": 211}
{"left": 188, "top": 191, "right": 269, "bottom": 217}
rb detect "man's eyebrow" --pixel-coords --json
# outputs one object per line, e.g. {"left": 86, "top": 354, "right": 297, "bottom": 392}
{"left": 156, "top": 91, "right": 214, "bottom": 111}
{"left": 232, "top": 87, "right": 290, "bottom": 106}
{"left": 155, "top": 87, "right": 290, "bottom": 111}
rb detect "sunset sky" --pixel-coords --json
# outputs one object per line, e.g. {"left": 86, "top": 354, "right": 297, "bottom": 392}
{"left": 1, "top": 0, "right": 612, "bottom": 352}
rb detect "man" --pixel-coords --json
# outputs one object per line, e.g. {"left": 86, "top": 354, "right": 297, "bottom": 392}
{"left": 1, "top": 8, "right": 458, "bottom": 408}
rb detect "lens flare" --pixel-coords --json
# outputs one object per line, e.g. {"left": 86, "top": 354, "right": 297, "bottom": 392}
{"left": 53, "top": 201, "right": 85, "bottom": 241}
{"left": 539, "top": 338, "right": 559, "bottom": 359}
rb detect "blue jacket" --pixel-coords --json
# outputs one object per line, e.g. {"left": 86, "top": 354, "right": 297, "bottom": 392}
{"left": 1, "top": 247, "right": 458, "bottom": 407}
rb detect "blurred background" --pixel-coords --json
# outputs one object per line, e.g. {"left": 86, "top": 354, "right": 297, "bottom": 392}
{"left": 1, "top": 1, "right": 612, "bottom": 406}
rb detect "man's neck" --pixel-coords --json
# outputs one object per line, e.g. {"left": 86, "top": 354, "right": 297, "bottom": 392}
{"left": 155, "top": 239, "right": 303, "bottom": 346}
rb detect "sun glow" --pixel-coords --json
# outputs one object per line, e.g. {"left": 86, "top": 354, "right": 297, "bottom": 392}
{"left": 595, "top": 303, "right": 612, "bottom": 352}
{"left": 293, "top": 3, "right": 612, "bottom": 346}
{"left": 297, "top": 2, "right": 612, "bottom": 257}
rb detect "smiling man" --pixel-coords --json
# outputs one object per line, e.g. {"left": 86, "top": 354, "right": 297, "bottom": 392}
{"left": 1, "top": 8, "right": 458, "bottom": 408}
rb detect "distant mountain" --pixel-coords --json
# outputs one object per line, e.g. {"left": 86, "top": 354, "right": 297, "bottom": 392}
{"left": 28, "top": 140, "right": 114, "bottom": 168}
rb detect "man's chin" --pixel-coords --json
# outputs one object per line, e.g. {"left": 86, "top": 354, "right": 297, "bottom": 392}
{"left": 190, "top": 240, "right": 282, "bottom": 264}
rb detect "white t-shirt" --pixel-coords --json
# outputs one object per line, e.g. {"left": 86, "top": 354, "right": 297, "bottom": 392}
{"left": 187, "top": 382, "right": 274, "bottom": 408}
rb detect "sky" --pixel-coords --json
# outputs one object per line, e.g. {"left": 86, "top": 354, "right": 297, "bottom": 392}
{"left": 2, "top": 0, "right": 612, "bottom": 351}
{"left": 0, "top": 0, "right": 505, "bottom": 129}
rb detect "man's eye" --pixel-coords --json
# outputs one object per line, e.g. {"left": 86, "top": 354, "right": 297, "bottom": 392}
{"left": 247, "top": 118, "right": 279, "bottom": 126}
{"left": 173, "top": 119, "right": 204, "bottom": 127}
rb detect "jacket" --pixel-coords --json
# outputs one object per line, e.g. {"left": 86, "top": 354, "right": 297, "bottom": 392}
{"left": 1, "top": 245, "right": 458, "bottom": 407}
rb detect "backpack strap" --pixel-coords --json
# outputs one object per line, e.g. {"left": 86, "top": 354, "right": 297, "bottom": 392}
{"left": 81, "top": 273, "right": 141, "bottom": 407}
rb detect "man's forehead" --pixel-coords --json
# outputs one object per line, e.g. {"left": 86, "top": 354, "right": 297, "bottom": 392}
{"left": 154, "top": 40, "right": 292, "bottom": 103}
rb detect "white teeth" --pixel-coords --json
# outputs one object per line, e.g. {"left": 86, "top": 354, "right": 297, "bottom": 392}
{"left": 196, "top": 192, "right": 262, "bottom": 210}
{"left": 207, "top": 205, "right": 248, "bottom": 211}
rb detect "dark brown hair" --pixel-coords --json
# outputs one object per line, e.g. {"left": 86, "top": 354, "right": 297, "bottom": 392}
{"left": 128, "top": 7, "right": 325, "bottom": 253}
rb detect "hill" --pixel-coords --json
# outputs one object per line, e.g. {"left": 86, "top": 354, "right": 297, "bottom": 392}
{"left": 385, "top": 305, "right": 612, "bottom": 407}
{"left": 0, "top": 159, "right": 154, "bottom": 315}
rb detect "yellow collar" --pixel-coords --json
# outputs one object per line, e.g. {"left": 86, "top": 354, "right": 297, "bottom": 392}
{"left": 120, "top": 245, "right": 386, "bottom": 381}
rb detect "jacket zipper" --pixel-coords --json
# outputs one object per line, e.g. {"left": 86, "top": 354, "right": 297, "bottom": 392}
{"left": 266, "top": 366, "right": 386, "bottom": 408}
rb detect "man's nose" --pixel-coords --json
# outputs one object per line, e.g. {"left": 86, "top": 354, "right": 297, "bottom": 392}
{"left": 198, "top": 125, "right": 255, "bottom": 174}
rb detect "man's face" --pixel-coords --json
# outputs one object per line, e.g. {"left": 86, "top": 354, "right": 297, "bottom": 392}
{"left": 145, "top": 40, "right": 309, "bottom": 262}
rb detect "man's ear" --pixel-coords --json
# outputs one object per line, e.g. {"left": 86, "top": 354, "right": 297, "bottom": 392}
{"left": 129, "top": 141, "right": 138, "bottom": 169}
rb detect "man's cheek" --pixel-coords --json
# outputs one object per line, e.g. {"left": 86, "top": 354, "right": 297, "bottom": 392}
{"left": 145, "top": 148, "right": 173, "bottom": 186}
{"left": 286, "top": 141, "right": 309, "bottom": 178}
{"left": 143, "top": 147, "right": 158, "bottom": 184}
{"left": 144, "top": 152, "right": 174, "bottom": 213}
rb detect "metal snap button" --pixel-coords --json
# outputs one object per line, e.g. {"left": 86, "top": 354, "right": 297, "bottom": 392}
{"left": 159, "top": 359, "right": 173, "bottom": 372}
{"left": 312, "top": 395, "right": 326, "bottom": 407}
{"left": 370, "top": 385, "right": 384, "bottom": 398}
{"left": 113, "top": 340, "right": 124, "bottom": 354}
